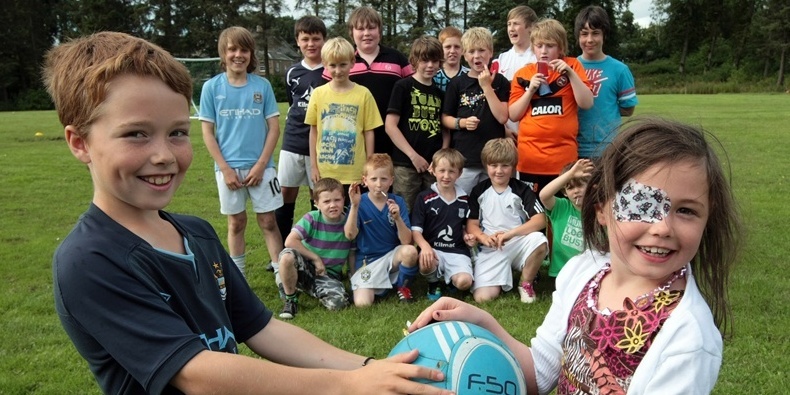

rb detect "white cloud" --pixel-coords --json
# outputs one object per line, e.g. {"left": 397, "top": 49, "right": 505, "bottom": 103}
{"left": 629, "top": 0, "right": 654, "bottom": 27}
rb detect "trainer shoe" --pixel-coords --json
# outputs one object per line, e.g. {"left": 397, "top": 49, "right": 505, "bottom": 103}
{"left": 518, "top": 281, "right": 536, "bottom": 304}
{"left": 397, "top": 286, "right": 414, "bottom": 303}
{"left": 279, "top": 299, "right": 298, "bottom": 319}
{"left": 266, "top": 261, "right": 275, "bottom": 272}
{"left": 426, "top": 282, "right": 442, "bottom": 301}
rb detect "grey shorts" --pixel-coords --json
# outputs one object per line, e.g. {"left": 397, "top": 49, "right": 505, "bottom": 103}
{"left": 279, "top": 248, "right": 350, "bottom": 310}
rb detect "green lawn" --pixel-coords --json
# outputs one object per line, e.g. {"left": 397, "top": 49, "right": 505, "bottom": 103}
{"left": 0, "top": 94, "right": 788, "bottom": 393}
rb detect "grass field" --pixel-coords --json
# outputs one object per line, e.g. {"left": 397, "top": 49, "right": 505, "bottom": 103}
{"left": 1, "top": 94, "right": 788, "bottom": 393}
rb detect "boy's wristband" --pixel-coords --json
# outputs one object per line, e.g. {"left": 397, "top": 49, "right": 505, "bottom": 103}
{"left": 454, "top": 117, "right": 461, "bottom": 130}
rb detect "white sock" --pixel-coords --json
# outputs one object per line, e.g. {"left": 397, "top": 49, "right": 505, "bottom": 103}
{"left": 231, "top": 254, "right": 246, "bottom": 277}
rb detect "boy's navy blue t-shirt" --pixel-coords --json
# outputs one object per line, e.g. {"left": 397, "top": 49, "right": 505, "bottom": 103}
{"left": 54, "top": 204, "right": 271, "bottom": 394}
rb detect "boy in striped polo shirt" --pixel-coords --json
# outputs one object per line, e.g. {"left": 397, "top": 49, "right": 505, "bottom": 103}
{"left": 277, "top": 178, "right": 353, "bottom": 319}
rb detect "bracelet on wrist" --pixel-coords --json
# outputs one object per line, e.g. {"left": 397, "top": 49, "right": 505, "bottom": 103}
{"left": 362, "top": 356, "right": 375, "bottom": 366}
{"left": 454, "top": 117, "right": 461, "bottom": 130}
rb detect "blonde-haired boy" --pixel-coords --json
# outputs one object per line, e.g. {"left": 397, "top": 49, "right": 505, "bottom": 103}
{"left": 46, "top": 31, "right": 450, "bottom": 394}
{"left": 345, "top": 154, "right": 419, "bottom": 305}
{"left": 509, "top": 19, "right": 593, "bottom": 194}
{"left": 441, "top": 27, "right": 510, "bottom": 195}
{"left": 307, "top": 37, "right": 380, "bottom": 189}
{"left": 467, "top": 139, "right": 548, "bottom": 303}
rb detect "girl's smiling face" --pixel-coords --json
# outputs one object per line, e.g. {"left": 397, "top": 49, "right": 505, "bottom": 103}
{"left": 598, "top": 159, "right": 710, "bottom": 285}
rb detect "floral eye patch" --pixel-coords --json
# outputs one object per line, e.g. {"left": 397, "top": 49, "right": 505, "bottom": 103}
{"left": 612, "top": 179, "right": 671, "bottom": 223}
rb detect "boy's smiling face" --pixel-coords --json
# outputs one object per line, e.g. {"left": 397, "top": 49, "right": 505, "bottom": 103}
{"left": 224, "top": 41, "right": 251, "bottom": 76}
{"left": 432, "top": 158, "right": 462, "bottom": 191}
{"left": 66, "top": 74, "right": 192, "bottom": 218}
{"left": 486, "top": 162, "right": 513, "bottom": 188}
{"left": 578, "top": 24, "right": 605, "bottom": 60}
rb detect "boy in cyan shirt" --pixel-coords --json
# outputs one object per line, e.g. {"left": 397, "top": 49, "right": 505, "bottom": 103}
{"left": 200, "top": 27, "right": 283, "bottom": 277}
{"left": 575, "top": 5, "right": 638, "bottom": 158}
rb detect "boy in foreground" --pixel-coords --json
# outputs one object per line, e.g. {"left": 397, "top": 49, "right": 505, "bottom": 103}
{"left": 345, "top": 154, "right": 419, "bottom": 306}
{"left": 200, "top": 27, "right": 283, "bottom": 277}
{"left": 467, "top": 139, "right": 548, "bottom": 303}
{"left": 411, "top": 149, "right": 475, "bottom": 300}
{"left": 46, "top": 31, "right": 449, "bottom": 395}
{"left": 278, "top": 178, "right": 352, "bottom": 319}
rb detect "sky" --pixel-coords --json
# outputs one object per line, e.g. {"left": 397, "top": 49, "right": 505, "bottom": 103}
{"left": 629, "top": 0, "right": 654, "bottom": 27}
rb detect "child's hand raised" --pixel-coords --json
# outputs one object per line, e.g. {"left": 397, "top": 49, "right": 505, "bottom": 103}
{"left": 570, "top": 158, "right": 594, "bottom": 178}
{"left": 348, "top": 182, "right": 362, "bottom": 206}
{"left": 478, "top": 63, "right": 493, "bottom": 89}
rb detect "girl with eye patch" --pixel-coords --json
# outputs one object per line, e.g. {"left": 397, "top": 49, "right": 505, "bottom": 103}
{"left": 409, "top": 116, "right": 741, "bottom": 395}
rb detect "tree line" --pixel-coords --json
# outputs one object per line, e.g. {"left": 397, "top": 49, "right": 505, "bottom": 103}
{"left": 1, "top": 0, "right": 787, "bottom": 110}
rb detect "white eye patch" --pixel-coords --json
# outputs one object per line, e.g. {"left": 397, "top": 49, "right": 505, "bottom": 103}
{"left": 612, "top": 179, "right": 671, "bottom": 223}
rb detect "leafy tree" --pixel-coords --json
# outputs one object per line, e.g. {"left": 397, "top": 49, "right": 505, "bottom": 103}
{"left": 0, "top": 0, "right": 57, "bottom": 107}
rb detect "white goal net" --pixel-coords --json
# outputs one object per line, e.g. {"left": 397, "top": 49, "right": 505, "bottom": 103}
{"left": 176, "top": 57, "right": 222, "bottom": 119}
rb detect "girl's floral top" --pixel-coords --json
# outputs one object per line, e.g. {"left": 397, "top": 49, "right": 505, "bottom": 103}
{"left": 557, "top": 275, "right": 684, "bottom": 394}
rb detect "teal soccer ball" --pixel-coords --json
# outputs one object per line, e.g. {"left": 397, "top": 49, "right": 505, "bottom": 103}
{"left": 389, "top": 321, "right": 526, "bottom": 395}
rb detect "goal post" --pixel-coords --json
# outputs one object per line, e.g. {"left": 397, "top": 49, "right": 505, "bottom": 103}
{"left": 175, "top": 57, "right": 222, "bottom": 119}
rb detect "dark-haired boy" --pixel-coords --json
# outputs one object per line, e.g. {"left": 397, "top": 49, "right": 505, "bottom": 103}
{"left": 278, "top": 178, "right": 352, "bottom": 319}
{"left": 575, "top": 5, "right": 638, "bottom": 158}
{"left": 275, "top": 16, "right": 328, "bottom": 252}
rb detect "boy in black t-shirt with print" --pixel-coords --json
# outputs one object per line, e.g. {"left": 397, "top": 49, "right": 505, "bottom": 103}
{"left": 385, "top": 35, "right": 447, "bottom": 212}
